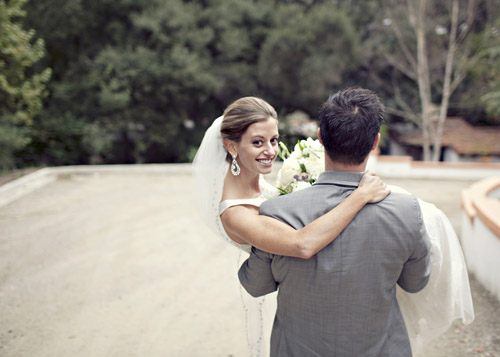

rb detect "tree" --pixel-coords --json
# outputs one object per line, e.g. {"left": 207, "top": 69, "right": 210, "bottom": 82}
{"left": 481, "top": 57, "right": 500, "bottom": 119}
{"left": 203, "top": 0, "right": 274, "bottom": 105}
{"left": 86, "top": 0, "right": 223, "bottom": 163}
{"left": 0, "top": 0, "right": 51, "bottom": 169}
{"left": 21, "top": 0, "right": 273, "bottom": 165}
{"left": 476, "top": 16, "right": 500, "bottom": 121}
{"left": 258, "top": 2, "right": 362, "bottom": 114}
{"left": 21, "top": 0, "right": 149, "bottom": 166}
{"left": 368, "top": 0, "right": 499, "bottom": 161}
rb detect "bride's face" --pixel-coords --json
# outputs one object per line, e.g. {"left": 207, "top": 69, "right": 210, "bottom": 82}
{"left": 235, "top": 117, "right": 279, "bottom": 176}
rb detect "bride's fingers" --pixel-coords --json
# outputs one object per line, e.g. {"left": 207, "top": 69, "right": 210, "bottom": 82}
{"left": 360, "top": 172, "right": 377, "bottom": 185}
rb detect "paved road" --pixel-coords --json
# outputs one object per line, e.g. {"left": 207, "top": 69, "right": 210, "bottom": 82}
{"left": 0, "top": 170, "right": 498, "bottom": 356}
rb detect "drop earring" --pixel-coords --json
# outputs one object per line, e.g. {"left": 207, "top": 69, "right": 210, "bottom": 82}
{"left": 231, "top": 155, "right": 241, "bottom": 176}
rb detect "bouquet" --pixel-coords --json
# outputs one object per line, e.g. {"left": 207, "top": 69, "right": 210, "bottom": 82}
{"left": 277, "top": 138, "right": 325, "bottom": 195}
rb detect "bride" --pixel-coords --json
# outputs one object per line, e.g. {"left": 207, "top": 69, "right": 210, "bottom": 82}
{"left": 193, "top": 96, "right": 389, "bottom": 257}
{"left": 193, "top": 96, "right": 389, "bottom": 355}
{"left": 192, "top": 96, "right": 474, "bottom": 355}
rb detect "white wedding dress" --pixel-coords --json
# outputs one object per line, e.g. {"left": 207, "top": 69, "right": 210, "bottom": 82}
{"left": 219, "top": 191, "right": 277, "bottom": 357}
{"left": 390, "top": 185, "right": 475, "bottom": 353}
{"left": 192, "top": 117, "right": 474, "bottom": 356}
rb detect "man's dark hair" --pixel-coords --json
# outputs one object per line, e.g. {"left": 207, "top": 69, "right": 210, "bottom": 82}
{"left": 319, "top": 87, "right": 384, "bottom": 165}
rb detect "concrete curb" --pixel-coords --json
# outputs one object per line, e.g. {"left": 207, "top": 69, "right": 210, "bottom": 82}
{"left": 0, "top": 164, "right": 192, "bottom": 209}
{"left": 368, "top": 156, "right": 500, "bottom": 180}
{"left": 2, "top": 160, "right": 499, "bottom": 209}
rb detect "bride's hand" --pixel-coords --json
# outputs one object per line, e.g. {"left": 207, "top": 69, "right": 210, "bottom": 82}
{"left": 357, "top": 170, "right": 390, "bottom": 203}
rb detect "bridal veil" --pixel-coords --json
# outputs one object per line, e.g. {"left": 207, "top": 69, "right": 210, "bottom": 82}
{"left": 192, "top": 116, "right": 273, "bottom": 356}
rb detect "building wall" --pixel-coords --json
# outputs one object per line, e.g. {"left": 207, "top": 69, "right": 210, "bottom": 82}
{"left": 443, "top": 147, "right": 461, "bottom": 162}
{"left": 390, "top": 139, "right": 500, "bottom": 163}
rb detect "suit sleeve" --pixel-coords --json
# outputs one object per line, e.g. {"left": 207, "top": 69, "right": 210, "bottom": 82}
{"left": 238, "top": 246, "right": 277, "bottom": 297}
{"left": 397, "top": 197, "right": 432, "bottom": 293}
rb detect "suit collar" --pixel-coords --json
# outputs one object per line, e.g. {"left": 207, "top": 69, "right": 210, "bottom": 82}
{"left": 314, "top": 171, "right": 364, "bottom": 188}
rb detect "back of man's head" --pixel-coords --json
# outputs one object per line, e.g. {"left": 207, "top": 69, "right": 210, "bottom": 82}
{"left": 319, "top": 87, "right": 384, "bottom": 165}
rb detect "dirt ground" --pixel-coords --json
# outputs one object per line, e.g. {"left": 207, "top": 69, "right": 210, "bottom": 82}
{"left": 0, "top": 169, "right": 498, "bottom": 356}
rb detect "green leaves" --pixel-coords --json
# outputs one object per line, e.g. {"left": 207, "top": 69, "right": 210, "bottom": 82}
{"left": 0, "top": 0, "right": 51, "bottom": 169}
{"left": 3, "top": 0, "right": 497, "bottom": 168}
{"left": 278, "top": 141, "right": 291, "bottom": 160}
{"left": 258, "top": 3, "right": 361, "bottom": 112}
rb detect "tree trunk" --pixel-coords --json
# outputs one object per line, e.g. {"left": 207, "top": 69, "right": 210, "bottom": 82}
{"left": 413, "top": 0, "right": 433, "bottom": 161}
{"left": 386, "top": 0, "right": 478, "bottom": 162}
{"left": 431, "top": 0, "right": 459, "bottom": 162}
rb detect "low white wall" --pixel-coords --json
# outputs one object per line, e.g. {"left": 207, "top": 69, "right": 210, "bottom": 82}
{"left": 0, "top": 164, "right": 192, "bottom": 209}
{"left": 461, "top": 177, "right": 500, "bottom": 302}
{"left": 461, "top": 214, "right": 500, "bottom": 302}
{"left": 0, "top": 168, "right": 57, "bottom": 208}
{"left": 367, "top": 155, "right": 500, "bottom": 180}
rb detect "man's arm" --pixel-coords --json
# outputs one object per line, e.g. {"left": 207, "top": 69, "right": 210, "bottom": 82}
{"left": 397, "top": 198, "right": 432, "bottom": 293}
{"left": 238, "top": 246, "right": 278, "bottom": 297}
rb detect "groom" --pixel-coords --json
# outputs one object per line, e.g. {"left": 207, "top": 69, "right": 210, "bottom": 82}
{"left": 238, "top": 87, "right": 431, "bottom": 356}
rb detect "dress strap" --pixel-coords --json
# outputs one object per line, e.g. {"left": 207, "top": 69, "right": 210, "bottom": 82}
{"left": 219, "top": 197, "right": 265, "bottom": 215}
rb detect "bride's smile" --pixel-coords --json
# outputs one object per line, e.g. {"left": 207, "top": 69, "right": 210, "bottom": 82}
{"left": 233, "top": 117, "right": 279, "bottom": 176}
{"left": 257, "top": 158, "right": 273, "bottom": 166}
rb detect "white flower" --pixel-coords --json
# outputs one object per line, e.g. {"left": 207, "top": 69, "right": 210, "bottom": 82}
{"left": 293, "top": 181, "right": 312, "bottom": 192}
{"left": 289, "top": 144, "right": 303, "bottom": 159}
{"left": 303, "top": 155, "right": 324, "bottom": 180}
{"left": 278, "top": 158, "right": 302, "bottom": 188}
{"left": 276, "top": 138, "right": 325, "bottom": 195}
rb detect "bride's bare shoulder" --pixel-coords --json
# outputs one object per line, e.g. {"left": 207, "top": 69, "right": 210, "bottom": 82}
{"left": 220, "top": 205, "right": 259, "bottom": 244}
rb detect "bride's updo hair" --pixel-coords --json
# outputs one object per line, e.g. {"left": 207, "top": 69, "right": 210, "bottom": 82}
{"left": 221, "top": 97, "right": 277, "bottom": 142}
{"left": 221, "top": 97, "right": 278, "bottom": 162}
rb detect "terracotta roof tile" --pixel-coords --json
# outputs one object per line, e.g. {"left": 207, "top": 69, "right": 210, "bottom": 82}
{"left": 398, "top": 117, "right": 500, "bottom": 156}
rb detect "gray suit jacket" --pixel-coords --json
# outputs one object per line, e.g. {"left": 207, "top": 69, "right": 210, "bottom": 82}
{"left": 238, "top": 171, "right": 431, "bottom": 357}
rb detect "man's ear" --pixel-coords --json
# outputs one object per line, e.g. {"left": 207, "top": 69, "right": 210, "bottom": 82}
{"left": 372, "top": 133, "right": 381, "bottom": 151}
{"left": 223, "top": 139, "right": 236, "bottom": 157}
{"left": 317, "top": 128, "right": 323, "bottom": 145}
